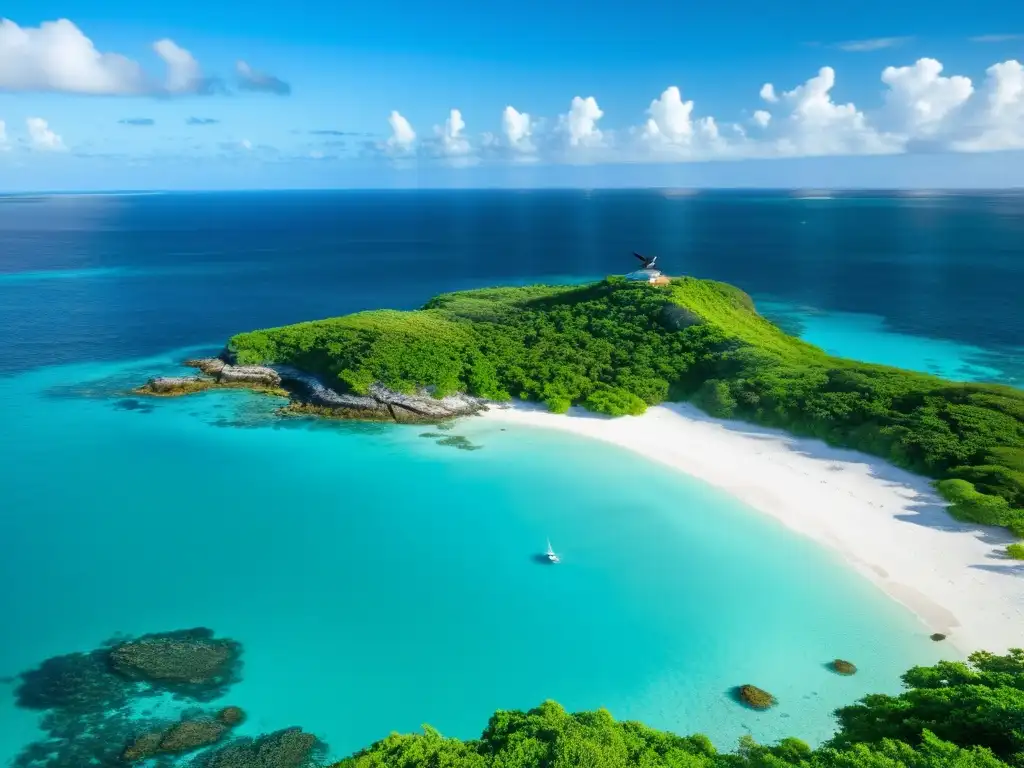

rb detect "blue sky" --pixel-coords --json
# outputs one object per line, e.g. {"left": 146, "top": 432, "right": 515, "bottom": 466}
{"left": 1, "top": 0, "right": 1023, "bottom": 189}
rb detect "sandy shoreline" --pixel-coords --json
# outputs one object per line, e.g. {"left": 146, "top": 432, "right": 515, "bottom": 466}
{"left": 477, "top": 401, "right": 1024, "bottom": 655}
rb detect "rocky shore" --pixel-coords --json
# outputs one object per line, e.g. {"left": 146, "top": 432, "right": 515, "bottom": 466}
{"left": 136, "top": 356, "right": 488, "bottom": 424}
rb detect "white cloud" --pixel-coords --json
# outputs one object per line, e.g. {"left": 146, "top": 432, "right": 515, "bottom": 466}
{"left": 969, "top": 34, "right": 1024, "bottom": 43}
{"left": 758, "top": 66, "right": 898, "bottom": 157}
{"left": 26, "top": 117, "right": 65, "bottom": 151}
{"left": 881, "top": 58, "right": 974, "bottom": 138}
{"left": 637, "top": 86, "right": 725, "bottom": 159}
{"left": 502, "top": 106, "right": 535, "bottom": 154}
{"left": 375, "top": 55, "right": 1024, "bottom": 168}
{"left": 386, "top": 110, "right": 416, "bottom": 153}
{"left": 558, "top": 96, "right": 604, "bottom": 147}
{"left": 0, "top": 18, "right": 232, "bottom": 96}
{"left": 435, "top": 108, "right": 471, "bottom": 157}
{"left": 759, "top": 83, "right": 778, "bottom": 103}
{"left": 951, "top": 60, "right": 1024, "bottom": 151}
{"left": 240, "top": 138, "right": 253, "bottom": 151}
{"left": 0, "top": 18, "right": 146, "bottom": 94}
{"left": 836, "top": 37, "right": 911, "bottom": 52}
{"left": 0, "top": 119, "right": 7, "bottom": 149}
{"left": 153, "top": 38, "right": 210, "bottom": 94}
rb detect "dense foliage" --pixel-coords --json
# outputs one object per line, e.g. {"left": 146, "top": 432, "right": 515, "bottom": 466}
{"left": 228, "top": 277, "right": 1024, "bottom": 538}
{"left": 329, "top": 651, "right": 1024, "bottom": 768}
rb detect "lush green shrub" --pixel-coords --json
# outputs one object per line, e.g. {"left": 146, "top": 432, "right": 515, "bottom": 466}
{"left": 584, "top": 387, "right": 647, "bottom": 416}
{"left": 936, "top": 479, "right": 1014, "bottom": 526}
{"left": 1007, "top": 543, "right": 1024, "bottom": 560}
{"left": 332, "top": 651, "right": 1024, "bottom": 767}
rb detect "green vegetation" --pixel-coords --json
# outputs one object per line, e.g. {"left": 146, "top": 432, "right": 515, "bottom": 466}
{"left": 330, "top": 650, "right": 1024, "bottom": 768}
{"left": 228, "top": 276, "right": 1024, "bottom": 538}
{"left": 1006, "top": 543, "right": 1024, "bottom": 560}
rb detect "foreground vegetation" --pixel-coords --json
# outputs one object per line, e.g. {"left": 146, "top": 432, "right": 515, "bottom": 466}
{"left": 229, "top": 276, "right": 1024, "bottom": 540}
{"left": 330, "top": 650, "right": 1024, "bottom": 768}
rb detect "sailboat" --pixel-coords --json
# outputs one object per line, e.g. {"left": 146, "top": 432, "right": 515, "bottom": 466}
{"left": 545, "top": 539, "right": 560, "bottom": 564}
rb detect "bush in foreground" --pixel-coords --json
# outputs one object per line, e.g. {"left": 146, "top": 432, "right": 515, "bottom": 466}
{"left": 331, "top": 650, "right": 1024, "bottom": 768}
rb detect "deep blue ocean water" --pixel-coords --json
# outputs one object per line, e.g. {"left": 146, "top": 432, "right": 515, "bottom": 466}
{"left": 1, "top": 190, "right": 1022, "bottom": 766}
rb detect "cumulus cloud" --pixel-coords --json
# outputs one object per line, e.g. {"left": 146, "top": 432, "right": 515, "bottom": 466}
{"left": 386, "top": 110, "right": 416, "bottom": 153}
{"left": 236, "top": 60, "right": 291, "bottom": 95}
{"left": 559, "top": 96, "right": 604, "bottom": 148}
{"left": 0, "top": 119, "right": 7, "bottom": 150}
{"left": 502, "top": 106, "right": 535, "bottom": 154}
{"left": 0, "top": 18, "right": 267, "bottom": 97}
{"left": 756, "top": 66, "right": 898, "bottom": 157}
{"left": 26, "top": 117, "right": 65, "bottom": 151}
{"left": 880, "top": 58, "right": 973, "bottom": 139}
{"left": 0, "top": 18, "right": 146, "bottom": 94}
{"left": 374, "top": 55, "right": 1024, "bottom": 169}
{"left": 434, "top": 108, "right": 472, "bottom": 158}
{"left": 950, "top": 60, "right": 1024, "bottom": 151}
{"left": 153, "top": 38, "right": 220, "bottom": 94}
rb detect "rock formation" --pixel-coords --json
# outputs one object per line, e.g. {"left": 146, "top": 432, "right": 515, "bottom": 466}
{"left": 137, "top": 356, "right": 487, "bottom": 424}
{"left": 736, "top": 684, "right": 777, "bottom": 710}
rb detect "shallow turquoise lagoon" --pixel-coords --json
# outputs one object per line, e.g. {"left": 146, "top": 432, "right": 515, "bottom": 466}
{"left": 0, "top": 350, "right": 948, "bottom": 765}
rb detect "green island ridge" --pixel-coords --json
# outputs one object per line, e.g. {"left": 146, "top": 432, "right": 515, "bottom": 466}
{"left": 217, "top": 276, "right": 1024, "bottom": 550}
{"left": 326, "top": 651, "right": 1024, "bottom": 768}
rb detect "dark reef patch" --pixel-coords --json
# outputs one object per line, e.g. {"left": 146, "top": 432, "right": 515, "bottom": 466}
{"left": 190, "top": 727, "right": 325, "bottom": 768}
{"left": 108, "top": 627, "right": 242, "bottom": 700}
{"left": 9, "top": 627, "right": 258, "bottom": 768}
{"left": 114, "top": 398, "right": 155, "bottom": 413}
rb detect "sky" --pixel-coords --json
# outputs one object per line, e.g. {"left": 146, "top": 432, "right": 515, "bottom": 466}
{"left": 1, "top": 0, "right": 1023, "bottom": 190}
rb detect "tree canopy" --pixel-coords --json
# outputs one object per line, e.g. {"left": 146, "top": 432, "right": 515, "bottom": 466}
{"left": 328, "top": 651, "right": 1024, "bottom": 768}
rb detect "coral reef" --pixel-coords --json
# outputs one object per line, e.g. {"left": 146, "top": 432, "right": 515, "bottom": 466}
{"left": 108, "top": 627, "right": 242, "bottom": 700}
{"left": 735, "top": 685, "right": 777, "bottom": 710}
{"left": 191, "top": 727, "right": 325, "bottom": 768}
{"left": 10, "top": 628, "right": 251, "bottom": 768}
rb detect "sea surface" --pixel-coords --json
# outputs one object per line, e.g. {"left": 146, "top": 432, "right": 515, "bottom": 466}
{"left": 1, "top": 190, "right": 1022, "bottom": 766}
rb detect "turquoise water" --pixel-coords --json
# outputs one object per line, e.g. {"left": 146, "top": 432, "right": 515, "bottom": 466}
{"left": 0, "top": 350, "right": 947, "bottom": 764}
{"left": 758, "top": 299, "right": 1024, "bottom": 387}
{"left": 5, "top": 190, "right": 1022, "bottom": 766}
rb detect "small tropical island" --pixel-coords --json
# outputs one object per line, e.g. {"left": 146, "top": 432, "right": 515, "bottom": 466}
{"left": 139, "top": 274, "right": 1024, "bottom": 651}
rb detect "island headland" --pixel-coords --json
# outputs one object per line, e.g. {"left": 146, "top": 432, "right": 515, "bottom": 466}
{"left": 137, "top": 275, "right": 1024, "bottom": 649}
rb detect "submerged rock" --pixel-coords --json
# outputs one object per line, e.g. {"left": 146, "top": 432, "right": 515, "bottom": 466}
{"left": 830, "top": 659, "right": 857, "bottom": 675}
{"left": 193, "top": 727, "right": 324, "bottom": 768}
{"left": 217, "top": 705, "right": 247, "bottom": 726}
{"left": 930, "top": 633, "right": 947, "bottom": 642}
{"left": 108, "top": 627, "right": 242, "bottom": 699}
{"left": 736, "top": 685, "right": 777, "bottom": 710}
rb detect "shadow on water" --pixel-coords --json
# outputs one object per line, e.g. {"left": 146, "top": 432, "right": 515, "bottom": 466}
{"left": 530, "top": 554, "right": 559, "bottom": 566}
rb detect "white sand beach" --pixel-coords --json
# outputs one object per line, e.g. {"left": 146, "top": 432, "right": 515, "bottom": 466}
{"left": 479, "top": 402, "right": 1024, "bottom": 655}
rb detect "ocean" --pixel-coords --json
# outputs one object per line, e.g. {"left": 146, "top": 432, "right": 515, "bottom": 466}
{"left": 1, "top": 190, "right": 1022, "bottom": 766}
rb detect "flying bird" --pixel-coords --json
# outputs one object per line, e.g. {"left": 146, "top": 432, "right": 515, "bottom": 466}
{"left": 633, "top": 252, "right": 658, "bottom": 269}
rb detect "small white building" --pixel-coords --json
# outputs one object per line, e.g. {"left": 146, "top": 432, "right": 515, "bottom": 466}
{"left": 625, "top": 268, "right": 670, "bottom": 285}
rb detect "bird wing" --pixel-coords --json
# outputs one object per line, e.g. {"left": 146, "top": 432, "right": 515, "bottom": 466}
{"left": 633, "top": 252, "right": 647, "bottom": 264}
